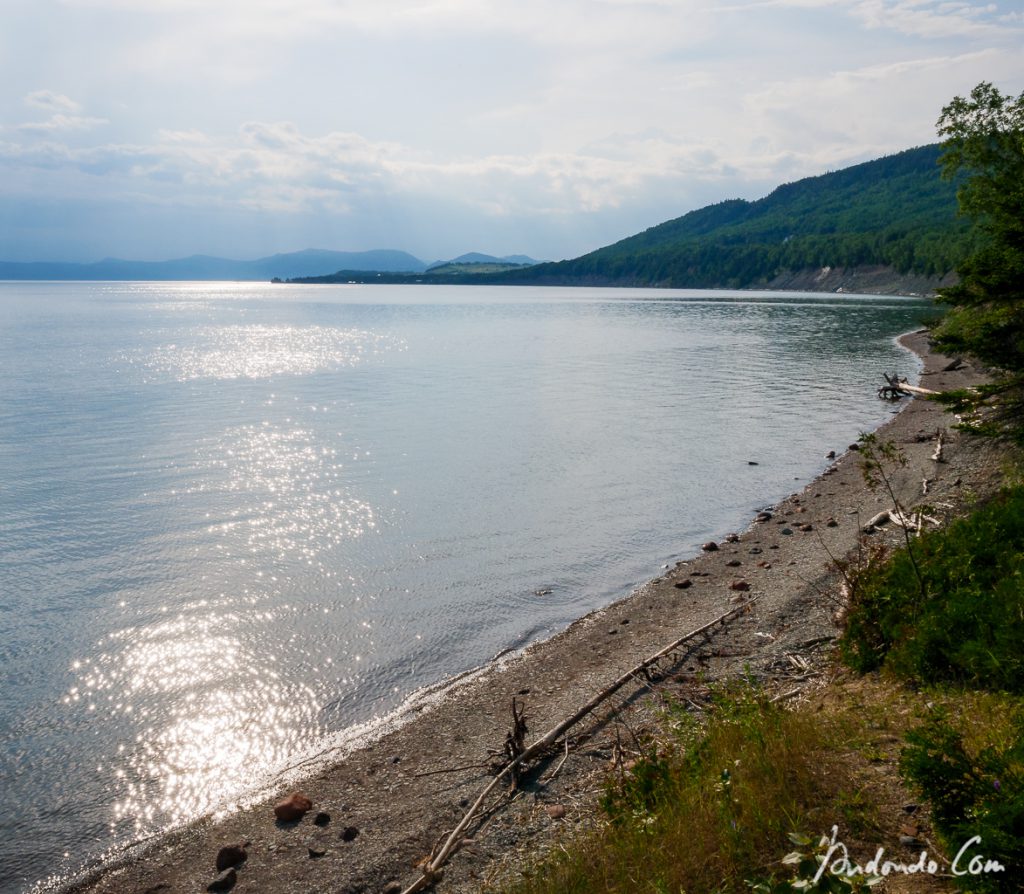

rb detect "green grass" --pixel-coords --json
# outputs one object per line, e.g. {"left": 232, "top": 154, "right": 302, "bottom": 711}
{"left": 503, "top": 683, "right": 873, "bottom": 894}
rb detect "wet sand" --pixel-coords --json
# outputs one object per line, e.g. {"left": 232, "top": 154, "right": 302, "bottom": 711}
{"left": 68, "top": 330, "right": 1005, "bottom": 894}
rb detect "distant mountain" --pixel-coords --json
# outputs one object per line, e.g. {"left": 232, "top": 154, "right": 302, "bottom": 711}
{"left": 490, "top": 144, "right": 973, "bottom": 290}
{"left": 0, "top": 249, "right": 428, "bottom": 281}
{"left": 427, "top": 252, "right": 541, "bottom": 270}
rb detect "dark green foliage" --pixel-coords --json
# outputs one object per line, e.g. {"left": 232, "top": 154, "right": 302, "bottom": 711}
{"left": 932, "top": 82, "right": 1024, "bottom": 444}
{"left": 901, "top": 710, "right": 1024, "bottom": 892}
{"left": 496, "top": 145, "right": 970, "bottom": 288}
{"left": 840, "top": 486, "right": 1024, "bottom": 691}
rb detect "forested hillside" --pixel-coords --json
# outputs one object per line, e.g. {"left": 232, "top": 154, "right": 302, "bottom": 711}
{"left": 494, "top": 145, "right": 973, "bottom": 289}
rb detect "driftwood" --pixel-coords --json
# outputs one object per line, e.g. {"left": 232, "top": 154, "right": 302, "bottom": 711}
{"left": 864, "top": 507, "right": 940, "bottom": 533}
{"left": 399, "top": 597, "right": 758, "bottom": 894}
{"left": 878, "top": 372, "right": 941, "bottom": 401}
{"left": 931, "top": 431, "right": 945, "bottom": 463}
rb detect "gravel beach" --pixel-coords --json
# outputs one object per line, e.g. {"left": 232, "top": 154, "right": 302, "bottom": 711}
{"left": 66, "top": 329, "right": 1005, "bottom": 894}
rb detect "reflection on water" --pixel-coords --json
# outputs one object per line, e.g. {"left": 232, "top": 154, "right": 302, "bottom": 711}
{"left": 123, "top": 323, "right": 402, "bottom": 381}
{"left": 0, "top": 282, "right": 928, "bottom": 894}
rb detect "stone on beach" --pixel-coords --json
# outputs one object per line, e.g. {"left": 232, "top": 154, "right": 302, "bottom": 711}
{"left": 729, "top": 580, "right": 751, "bottom": 592}
{"left": 207, "top": 867, "right": 237, "bottom": 892}
{"left": 215, "top": 843, "right": 247, "bottom": 872}
{"left": 274, "top": 792, "right": 313, "bottom": 822}
{"left": 701, "top": 541, "right": 719, "bottom": 552}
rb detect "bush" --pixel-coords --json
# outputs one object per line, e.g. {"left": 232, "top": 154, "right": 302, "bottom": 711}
{"left": 901, "top": 707, "right": 1024, "bottom": 892}
{"left": 840, "top": 486, "right": 1024, "bottom": 691}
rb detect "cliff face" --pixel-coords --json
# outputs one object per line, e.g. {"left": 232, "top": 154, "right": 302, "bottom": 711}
{"left": 763, "top": 264, "right": 955, "bottom": 297}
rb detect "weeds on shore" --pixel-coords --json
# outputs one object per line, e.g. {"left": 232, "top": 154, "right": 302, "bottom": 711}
{"left": 504, "top": 683, "right": 874, "bottom": 894}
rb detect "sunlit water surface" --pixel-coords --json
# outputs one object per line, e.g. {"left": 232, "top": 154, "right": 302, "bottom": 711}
{"left": 0, "top": 282, "right": 929, "bottom": 891}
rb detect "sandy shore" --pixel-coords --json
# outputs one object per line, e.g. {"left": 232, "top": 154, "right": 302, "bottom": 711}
{"left": 67, "top": 330, "right": 1005, "bottom": 894}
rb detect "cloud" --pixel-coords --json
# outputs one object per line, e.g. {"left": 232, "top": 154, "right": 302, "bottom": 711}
{"left": 18, "top": 114, "right": 109, "bottom": 133}
{"left": 17, "top": 91, "right": 107, "bottom": 133}
{"left": 24, "top": 90, "right": 82, "bottom": 114}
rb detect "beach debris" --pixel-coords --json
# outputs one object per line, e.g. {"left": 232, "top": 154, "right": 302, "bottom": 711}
{"left": 313, "top": 811, "right": 331, "bottom": 826}
{"left": 748, "top": 460, "right": 759, "bottom": 465}
{"left": 341, "top": 825, "right": 360, "bottom": 842}
{"left": 878, "top": 372, "right": 942, "bottom": 401}
{"left": 729, "top": 580, "right": 750, "bottom": 592}
{"left": 701, "top": 541, "right": 719, "bottom": 552}
{"left": 207, "top": 867, "right": 237, "bottom": 892}
{"left": 274, "top": 792, "right": 313, "bottom": 822}
{"left": 942, "top": 357, "right": 966, "bottom": 372}
{"left": 215, "top": 843, "right": 247, "bottom": 872}
{"left": 397, "top": 598, "right": 759, "bottom": 894}
{"left": 932, "top": 431, "right": 945, "bottom": 463}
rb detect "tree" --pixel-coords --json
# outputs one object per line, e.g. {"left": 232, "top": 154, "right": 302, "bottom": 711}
{"left": 932, "top": 82, "right": 1024, "bottom": 443}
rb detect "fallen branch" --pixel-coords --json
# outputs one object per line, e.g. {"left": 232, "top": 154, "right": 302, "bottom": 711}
{"left": 878, "top": 372, "right": 942, "bottom": 401}
{"left": 398, "top": 597, "right": 758, "bottom": 894}
{"left": 931, "top": 431, "right": 945, "bottom": 463}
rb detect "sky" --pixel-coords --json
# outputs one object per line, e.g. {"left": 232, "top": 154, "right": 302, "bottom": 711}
{"left": 1, "top": 0, "right": 1022, "bottom": 264}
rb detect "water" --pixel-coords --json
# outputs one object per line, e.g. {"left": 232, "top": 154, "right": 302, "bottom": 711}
{"left": 0, "top": 282, "right": 928, "bottom": 891}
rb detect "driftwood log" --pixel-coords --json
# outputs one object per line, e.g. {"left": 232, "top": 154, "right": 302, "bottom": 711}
{"left": 878, "top": 372, "right": 941, "bottom": 401}
{"left": 399, "top": 597, "right": 758, "bottom": 894}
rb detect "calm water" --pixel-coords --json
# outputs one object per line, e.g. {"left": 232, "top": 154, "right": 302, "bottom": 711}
{"left": 0, "top": 282, "right": 928, "bottom": 891}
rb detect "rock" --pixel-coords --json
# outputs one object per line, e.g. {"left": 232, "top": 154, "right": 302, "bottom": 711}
{"left": 383, "top": 884, "right": 403, "bottom": 894}
{"left": 215, "top": 844, "right": 247, "bottom": 872}
{"left": 274, "top": 792, "right": 313, "bottom": 822}
{"left": 207, "top": 868, "right": 237, "bottom": 892}
{"left": 701, "top": 541, "right": 719, "bottom": 552}
{"left": 942, "top": 357, "right": 965, "bottom": 371}
{"left": 798, "top": 523, "right": 813, "bottom": 532}
{"left": 902, "top": 803, "right": 920, "bottom": 814}
{"left": 673, "top": 579, "right": 692, "bottom": 589}
{"left": 781, "top": 527, "right": 793, "bottom": 535}
{"left": 724, "top": 533, "right": 740, "bottom": 543}
{"left": 341, "top": 826, "right": 360, "bottom": 842}
{"left": 755, "top": 512, "right": 773, "bottom": 523}
{"left": 307, "top": 841, "right": 327, "bottom": 858}
{"left": 899, "top": 835, "right": 926, "bottom": 848}
{"left": 313, "top": 812, "right": 331, "bottom": 826}
{"left": 826, "top": 517, "right": 838, "bottom": 527}
{"left": 748, "top": 547, "right": 763, "bottom": 554}
{"left": 726, "top": 559, "right": 741, "bottom": 567}
{"left": 826, "top": 450, "right": 836, "bottom": 459}
{"left": 848, "top": 443, "right": 860, "bottom": 451}
{"left": 729, "top": 580, "right": 751, "bottom": 592}
{"left": 748, "top": 460, "right": 759, "bottom": 465}
{"left": 757, "top": 561, "right": 772, "bottom": 569}
{"left": 545, "top": 804, "right": 567, "bottom": 819}
{"left": 391, "top": 755, "right": 401, "bottom": 764}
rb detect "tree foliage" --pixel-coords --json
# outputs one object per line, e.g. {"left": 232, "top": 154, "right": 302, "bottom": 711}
{"left": 494, "top": 145, "right": 972, "bottom": 289}
{"left": 932, "top": 82, "right": 1024, "bottom": 443}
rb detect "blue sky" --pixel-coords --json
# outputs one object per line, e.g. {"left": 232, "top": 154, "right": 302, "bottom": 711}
{"left": 1, "top": 0, "right": 1021, "bottom": 263}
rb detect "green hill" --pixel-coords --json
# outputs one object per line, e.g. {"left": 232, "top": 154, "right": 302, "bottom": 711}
{"left": 494, "top": 144, "right": 973, "bottom": 290}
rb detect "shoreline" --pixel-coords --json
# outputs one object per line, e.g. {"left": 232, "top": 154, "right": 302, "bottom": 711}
{"left": 64, "top": 328, "right": 1003, "bottom": 894}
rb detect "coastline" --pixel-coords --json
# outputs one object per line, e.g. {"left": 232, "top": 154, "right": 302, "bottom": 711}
{"left": 64, "top": 329, "right": 1004, "bottom": 894}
